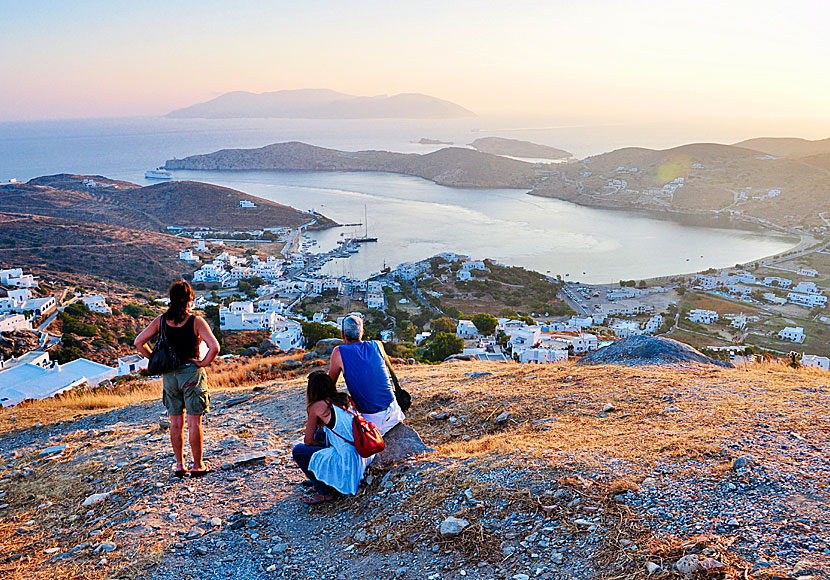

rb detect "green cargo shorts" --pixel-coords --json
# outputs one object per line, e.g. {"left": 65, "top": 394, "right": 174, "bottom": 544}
{"left": 162, "top": 364, "right": 211, "bottom": 416}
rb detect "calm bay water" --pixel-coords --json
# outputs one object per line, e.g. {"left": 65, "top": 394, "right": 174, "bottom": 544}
{"left": 0, "top": 116, "right": 798, "bottom": 283}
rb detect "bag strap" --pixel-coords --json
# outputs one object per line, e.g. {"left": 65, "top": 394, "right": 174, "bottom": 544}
{"left": 382, "top": 347, "right": 406, "bottom": 399}
{"left": 325, "top": 400, "right": 356, "bottom": 447}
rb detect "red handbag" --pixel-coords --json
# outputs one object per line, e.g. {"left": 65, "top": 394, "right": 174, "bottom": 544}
{"left": 329, "top": 399, "right": 385, "bottom": 458}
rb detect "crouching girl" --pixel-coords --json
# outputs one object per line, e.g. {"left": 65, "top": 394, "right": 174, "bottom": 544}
{"left": 291, "top": 371, "right": 368, "bottom": 505}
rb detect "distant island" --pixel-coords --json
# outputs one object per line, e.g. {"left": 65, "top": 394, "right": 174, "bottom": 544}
{"left": 469, "top": 137, "right": 572, "bottom": 159}
{"left": 418, "top": 138, "right": 454, "bottom": 145}
{"left": 167, "top": 89, "right": 476, "bottom": 119}
{"left": 164, "top": 142, "right": 536, "bottom": 189}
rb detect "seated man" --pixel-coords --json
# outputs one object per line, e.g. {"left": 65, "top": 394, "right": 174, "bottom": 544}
{"left": 328, "top": 314, "right": 404, "bottom": 435}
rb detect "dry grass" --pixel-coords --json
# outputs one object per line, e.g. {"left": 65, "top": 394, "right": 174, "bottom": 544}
{"left": 0, "top": 352, "right": 309, "bottom": 436}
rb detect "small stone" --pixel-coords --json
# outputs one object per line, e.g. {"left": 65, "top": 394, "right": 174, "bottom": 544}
{"left": 158, "top": 417, "right": 170, "bottom": 431}
{"left": 195, "top": 546, "right": 208, "bottom": 555}
{"left": 726, "top": 518, "right": 740, "bottom": 527}
{"left": 641, "top": 477, "right": 658, "bottom": 487}
{"left": 82, "top": 492, "right": 110, "bottom": 507}
{"left": 266, "top": 564, "right": 277, "bottom": 572}
{"left": 495, "top": 411, "right": 510, "bottom": 424}
{"left": 646, "top": 562, "right": 661, "bottom": 574}
{"left": 512, "top": 575, "right": 530, "bottom": 580}
{"left": 602, "top": 403, "right": 615, "bottom": 412}
{"left": 234, "top": 452, "right": 267, "bottom": 466}
{"left": 44, "top": 547, "right": 61, "bottom": 555}
{"left": 230, "top": 519, "right": 247, "bottom": 530}
{"left": 439, "top": 516, "right": 470, "bottom": 536}
{"left": 38, "top": 445, "right": 68, "bottom": 457}
{"left": 731, "top": 455, "right": 753, "bottom": 469}
{"left": 184, "top": 527, "right": 205, "bottom": 540}
{"left": 675, "top": 554, "right": 701, "bottom": 576}
{"left": 97, "top": 541, "right": 117, "bottom": 553}
{"left": 272, "top": 542, "right": 289, "bottom": 553}
{"left": 209, "top": 517, "right": 222, "bottom": 527}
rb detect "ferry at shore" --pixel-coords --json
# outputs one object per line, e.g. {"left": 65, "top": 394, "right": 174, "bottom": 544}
{"left": 145, "top": 168, "right": 172, "bottom": 180}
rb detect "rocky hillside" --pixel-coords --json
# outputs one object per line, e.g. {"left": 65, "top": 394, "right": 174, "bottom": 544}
{"left": 532, "top": 142, "right": 830, "bottom": 228}
{"left": 0, "top": 213, "right": 196, "bottom": 291}
{"left": 734, "top": 137, "right": 830, "bottom": 159}
{"left": 165, "top": 142, "right": 537, "bottom": 189}
{"left": 0, "top": 175, "right": 333, "bottom": 232}
{"left": 167, "top": 89, "right": 476, "bottom": 119}
{"left": 0, "top": 359, "right": 827, "bottom": 579}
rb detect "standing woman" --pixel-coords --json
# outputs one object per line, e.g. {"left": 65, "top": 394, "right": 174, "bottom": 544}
{"left": 134, "top": 280, "right": 220, "bottom": 478}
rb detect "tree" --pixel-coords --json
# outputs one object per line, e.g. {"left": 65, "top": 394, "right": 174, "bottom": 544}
{"left": 443, "top": 306, "right": 463, "bottom": 319}
{"left": 424, "top": 332, "right": 464, "bottom": 362}
{"left": 499, "top": 307, "right": 519, "bottom": 319}
{"left": 300, "top": 321, "right": 340, "bottom": 347}
{"left": 471, "top": 313, "right": 498, "bottom": 336}
{"left": 397, "top": 321, "right": 416, "bottom": 342}
{"left": 431, "top": 316, "right": 456, "bottom": 334}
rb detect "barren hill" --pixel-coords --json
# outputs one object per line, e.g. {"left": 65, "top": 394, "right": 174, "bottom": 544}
{"left": 734, "top": 136, "right": 830, "bottom": 159}
{"left": 167, "top": 89, "right": 476, "bottom": 119}
{"left": 0, "top": 212, "right": 196, "bottom": 290}
{"left": 0, "top": 359, "right": 827, "bottom": 579}
{"left": 0, "top": 175, "right": 332, "bottom": 232}
{"left": 532, "top": 142, "right": 830, "bottom": 227}
{"left": 165, "top": 142, "right": 536, "bottom": 189}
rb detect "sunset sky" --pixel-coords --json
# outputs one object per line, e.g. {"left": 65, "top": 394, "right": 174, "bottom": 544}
{"left": 2, "top": 0, "right": 829, "bottom": 128}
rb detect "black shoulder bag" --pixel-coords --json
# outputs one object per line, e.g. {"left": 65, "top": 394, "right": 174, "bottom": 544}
{"left": 383, "top": 351, "right": 412, "bottom": 412}
{"left": 147, "top": 316, "right": 180, "bottom": 375}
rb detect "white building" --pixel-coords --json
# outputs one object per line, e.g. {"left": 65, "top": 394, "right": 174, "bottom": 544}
{"left": 456, "top": 320, "right": 479, "bottom": 338}
{"left": 117, "top": 354, "right": 148, "bottom": 376}
{"left": 257, "top": 299, "right": 285, "bottom": 313}
{"left": 763, "top": 292, "right": 788, "bottom": 306}
{"left": 792, "top": 281, "right": 819, "bottom": 295}
{"left": 518, "top": 348, "right": 568, "bottom": 364}
{"left": 194, "top": 240, "right": 208, "bottom": 252}
{"left": 461, "top": 260, "right": 487, "bottom": 271}
{"left": 568, "top": 316, "right": 594, "bottom": 329}
{"left": 0, "top": 268, "right": 38, "bottom": 288}
{"left": 787, "top": 292, "right": 828, "bottom": 308}
{"left": 763, "top": 276, "right": 792, "bottom": 288}
{"left": 80, "top": 295, "right": 112, "bottom": 314}
{"left": 730, "top": 313, "right": 747, "bottom": 330}
{"left": 798, "top": 268, "right": 819, "bottom": 278}
{"left": 219, "top": 303, "right": 278, "bottom": 331}
{"left": 270, "top": 318, "right": 304, "bottom": 350}
{"left": 395, "top": 262, "right": 427, "bottom": 281}
{"left": 239, "top": 200, "right": 256, "bottom": 208}
{"left": 507, "top": 326, "right": 541, "bottom": 351}
{"left": 0, "top": 355, "right": 116, "bottom": 408}
{"left": 778, "top": 326, "right": 806, "bottom": 343}
{"left": 414, "top": 331, "right": 432, "bottom": 345}
{"left": 456, "top": 269, "right": 472, "bottom": 282}
{"left": 366, "top": 290, "right": 386, "bottom": 310}
{"left": 572, "top": 333, "right": 599, "bottom": 354}
{"left": 0, "top": 314, "right": 32, "bottom": 332}
{"left": 802, "top": 354, "right": 830, "bottom": 370}
{"left": 178, "top": 249, "right": 198, "bottom": 263}
{"left": 688, "top": 309, "right": 719, "bottom": 324}
{"left": 610, "top": 319, "right": 642, "bottom": 338}
{"left": 644, "top": 314, "right": 664, "bottom": 334}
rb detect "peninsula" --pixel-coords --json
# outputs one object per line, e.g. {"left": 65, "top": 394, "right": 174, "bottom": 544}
{"left": 164, "top": 142, "right": 536, "bottom": 188}
{"left": 1, "top": 174, "right": 334, "bottom": 232}
{"left": 469, "top": 136, "right": 572, "bottom": 159}
{"left": 167, "top": 89, "right": 476, "bottom": 119}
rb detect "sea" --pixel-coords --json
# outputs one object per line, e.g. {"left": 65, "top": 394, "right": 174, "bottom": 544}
{"left": 0, "top": 116, "right": 799, "bottom": 284}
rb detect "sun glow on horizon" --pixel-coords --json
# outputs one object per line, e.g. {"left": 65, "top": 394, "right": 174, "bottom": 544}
{"left": 1, "top": 0, "right": 829, "bottom": 133}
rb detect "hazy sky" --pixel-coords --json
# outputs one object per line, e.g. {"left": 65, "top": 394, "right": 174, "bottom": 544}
{"left": 2, "top": 0, "right": 829, "bottom": 127}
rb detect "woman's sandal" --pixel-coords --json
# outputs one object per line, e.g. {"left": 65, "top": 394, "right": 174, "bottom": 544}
{"left": 173, "top": 469, "right": 190, "bottom": 478}
{"left": 302, "top": 493, "right": 335, "bottom": 505}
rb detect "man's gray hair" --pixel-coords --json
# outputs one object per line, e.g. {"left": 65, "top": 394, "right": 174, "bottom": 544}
{"left": 342, "top": 314, "right": 364, "bottom": 342}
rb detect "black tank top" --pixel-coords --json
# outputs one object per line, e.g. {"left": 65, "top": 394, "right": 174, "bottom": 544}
{"left": 164, "top": 315, "right": 199, "bottom": 362}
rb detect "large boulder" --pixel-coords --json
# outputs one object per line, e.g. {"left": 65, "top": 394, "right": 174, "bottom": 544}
{"left": 315, "top": 338, "right": 343, "bottom": 356}
{"left": 577, "top": 335, "right": 732, "bottom": 368}
{"left": 371, "top": 423, "right": 434, "bottom": 469}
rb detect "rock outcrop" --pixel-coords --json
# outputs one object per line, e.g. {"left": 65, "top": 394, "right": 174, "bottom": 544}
{"left": 577, "top": 335, "right": 732, "bottom": 368}
{"left": 371, "top": 423, "right": 433, "bottom": 470}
